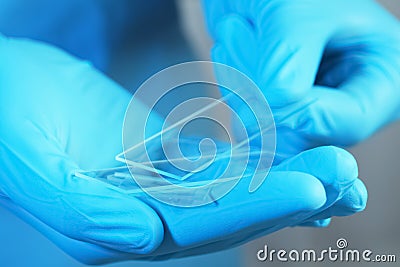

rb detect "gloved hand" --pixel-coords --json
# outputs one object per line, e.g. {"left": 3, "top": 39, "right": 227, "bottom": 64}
{"left": 0, "top": 35, "right": 366, "bottom": 264}
{"left": 203, "top": 0, "right": 400, "bottom": 159}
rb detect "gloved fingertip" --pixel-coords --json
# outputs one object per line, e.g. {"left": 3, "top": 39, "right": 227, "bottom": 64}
{"left": 300, "top": 178, "right": 367, "bottom": 221}
{"left": 273, "top": 172, "right": 327, "bottom": 212}
{"left": 332, "top": 146, "right": 359, "bottom": 181}
{"left": 301, "top": 146, "right": 359, "bottom": 186}
{"left": 353, "top": 179, "right": 368, "bottom": 212}
{"left": 335, "top": 178, "right": 368, "bottom": 215}
{"left": 317, "top": 218, "right": 332, "bottom": 227}
{"left": 299, "top": 218, "right": 331, "bottom": 228}
{"left": 78, "top": 197, "right": 164, "bottom": 255}
{"left": 298, "top": 174, "right": 327, "bottom": 212}
{"left": 121, "top": 201, "right": 164, "bottom": 255}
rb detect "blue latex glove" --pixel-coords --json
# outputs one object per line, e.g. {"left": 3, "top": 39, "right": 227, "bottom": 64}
{"left": 203, "top": 0, "right": 400, "bottom": 159}
{"left": 0, "top": 35, "right": 366, "bottom": 264}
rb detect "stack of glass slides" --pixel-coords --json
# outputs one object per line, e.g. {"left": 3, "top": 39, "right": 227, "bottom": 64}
{"left": 75, "top": 62, "right": 277, "bottom": 207}
{"left": 75, "top": 137, "right": 274, "bottom": 207}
